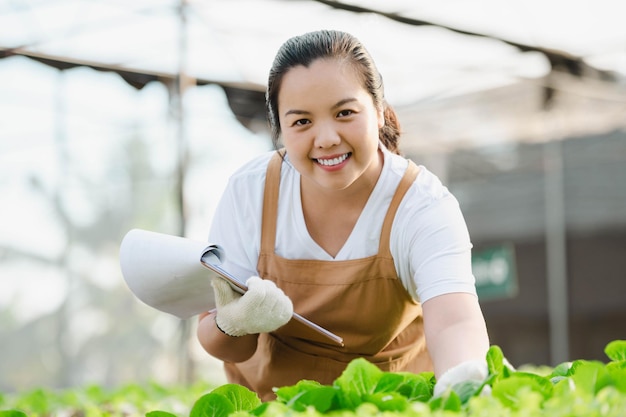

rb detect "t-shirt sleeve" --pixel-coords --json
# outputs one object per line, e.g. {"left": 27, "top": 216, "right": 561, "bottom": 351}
{"left": 412, "top": 195, "right": 477, "bottom": 303}
{"left": 393, "top": 170, "right": 477, "bottom": 303}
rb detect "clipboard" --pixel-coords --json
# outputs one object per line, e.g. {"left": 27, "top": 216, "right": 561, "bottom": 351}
{"left": 120, "top": 229, "right": 344, "bottom": 347}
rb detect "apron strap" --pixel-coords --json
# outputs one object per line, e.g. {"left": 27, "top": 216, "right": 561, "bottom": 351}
{"left": 378, "top": 161, "right": 420, "bottom": 257}
{"left": 260, "top": 149, "right": 285, "bottom": 256}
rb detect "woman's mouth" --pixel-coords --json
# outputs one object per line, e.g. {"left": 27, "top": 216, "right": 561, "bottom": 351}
{"left": 315, "top": 153, "right": 350, "bottom": 167}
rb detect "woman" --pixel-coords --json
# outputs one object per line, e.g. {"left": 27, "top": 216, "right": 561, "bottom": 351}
{"left": 197, "top": 29, "right": 490, "bottom": 401}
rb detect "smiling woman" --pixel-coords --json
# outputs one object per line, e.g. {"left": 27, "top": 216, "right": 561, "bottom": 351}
{"left": 196, "top": 29, "right": 491, "bottom": 401}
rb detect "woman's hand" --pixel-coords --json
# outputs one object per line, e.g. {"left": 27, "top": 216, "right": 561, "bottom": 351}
{"left": 212, "top": 276, "right": 293, "bottom": 337}
{"left": 433, "top": 359, "right": 488, "bottom": 397}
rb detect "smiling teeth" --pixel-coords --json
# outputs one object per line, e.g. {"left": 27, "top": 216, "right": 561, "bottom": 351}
{"left": 317, "top": 154, "right": 348, "bottom": 166}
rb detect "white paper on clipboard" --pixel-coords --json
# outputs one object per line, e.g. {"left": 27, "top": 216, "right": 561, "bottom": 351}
{"left": 119, "top": 229, "right": 344, "bottom": 346}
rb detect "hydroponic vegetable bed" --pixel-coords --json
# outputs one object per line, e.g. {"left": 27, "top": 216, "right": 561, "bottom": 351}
{"left": 2, "top": 340, "right": 625, "bottom": 417}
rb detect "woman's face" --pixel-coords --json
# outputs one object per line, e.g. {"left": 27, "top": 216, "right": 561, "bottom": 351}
{"left": 277, "top": 58, "right": 384, "bottom": 193}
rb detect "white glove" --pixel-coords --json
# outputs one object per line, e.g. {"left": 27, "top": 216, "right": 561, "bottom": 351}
{"left": 433, "top": 360, "right": 489, "bottom": 397}
{"left": 212, "top": 276, "right": 293, "bottom": 337}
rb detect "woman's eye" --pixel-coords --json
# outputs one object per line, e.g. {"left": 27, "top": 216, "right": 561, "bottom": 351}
{"left": 337, "top": 109, "right": 353, "bottom": 117}
{"left": 294, "top": 118, "right": 310, "bottom": 126}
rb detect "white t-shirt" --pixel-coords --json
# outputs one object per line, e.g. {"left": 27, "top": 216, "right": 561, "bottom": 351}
{"left": 209, "top": 147, "right": 477, "bottom": 303}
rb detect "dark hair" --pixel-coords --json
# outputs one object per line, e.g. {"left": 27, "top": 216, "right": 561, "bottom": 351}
{"left": 266, "top": 30, "right": 402, "bottom": 155}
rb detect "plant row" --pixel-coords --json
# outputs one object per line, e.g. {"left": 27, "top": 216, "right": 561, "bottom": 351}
{"left": 2, "top": 340, "right": 625, "bottom": 417}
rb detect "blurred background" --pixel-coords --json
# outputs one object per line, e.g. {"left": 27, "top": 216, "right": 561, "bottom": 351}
{"left": 1, "top": 0, "right": 625, "bottom": 392}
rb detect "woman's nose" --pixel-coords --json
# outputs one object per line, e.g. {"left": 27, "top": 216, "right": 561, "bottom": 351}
{"left": 313, "top": 122, "right": 341, "bottom": 148}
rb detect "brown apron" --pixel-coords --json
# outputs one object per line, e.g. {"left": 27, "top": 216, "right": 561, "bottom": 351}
{"left": 224, "top": 151, "right": 432, "bottom": 401}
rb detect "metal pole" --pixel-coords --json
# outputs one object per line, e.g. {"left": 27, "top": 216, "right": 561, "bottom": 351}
{"left": 543, "top": 138, "right": 570, "bottom": 365}
{"left": 175, "top": 0, "right": 194, "bottom": 385}
{"left": 54, "top": 70, "right": 75, "bottom": 387}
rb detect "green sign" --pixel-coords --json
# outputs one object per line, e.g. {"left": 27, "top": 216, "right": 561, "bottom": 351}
{"left": 472, "top": 244, "right": 518, "bottom": 301}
